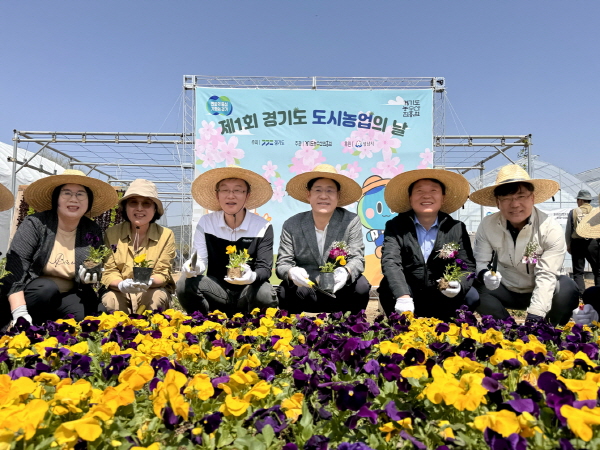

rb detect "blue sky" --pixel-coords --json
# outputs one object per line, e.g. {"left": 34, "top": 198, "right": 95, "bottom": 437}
{"left": 1, "top": 0, "right": 598, "bottom": 177}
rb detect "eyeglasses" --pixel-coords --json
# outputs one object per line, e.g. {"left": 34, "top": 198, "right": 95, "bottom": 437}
{"left": 216, "top": 189, "right": 247, "bottom": 196}
{"left": 60, "top": 190, "right": 88, "bottom": 201}
{"left": 497, "top": 193, "right": 532, "bottom": 205}
{"left": 310, "top": 188, "right": 338, "bottom": 196}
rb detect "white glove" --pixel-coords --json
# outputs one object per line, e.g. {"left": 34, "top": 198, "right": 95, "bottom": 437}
{"left": 288, "top": 267, "right": 312, "bottom": 288}
{"left": 572, "top": 304, "right": 599, "bottom": 325}
{"left": 182, "top": 257, "right": 205, "bottom": 278}
{"left": 11, "top": 305, "right": 32, "bottom": 324}
{"left": 118, "top": 278, "right": 146, "bottom": 294}
{"left": 78, "top": 265, "right": 101, "bottom": 284}
{"left": 333, "top": 267, "right": 348, "bottom": 293}
{"left": 440, "top": 280, "right": 460, "bottom": 298}
{"left": 483, "top": 271, "right": 502, "bottom": 290}
{"left": 225, "top": 264, "right": 257, "bottom": 285}
{"left": 136, "top": 279, "right": 153, "bottom": 292}
{"left": 394, "top": 297, "right": 414, "bottom": 314}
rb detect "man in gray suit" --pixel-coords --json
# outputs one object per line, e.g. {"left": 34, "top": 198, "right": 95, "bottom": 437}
{"left": 276, "top": 164, "right": 370, "bottom": 314}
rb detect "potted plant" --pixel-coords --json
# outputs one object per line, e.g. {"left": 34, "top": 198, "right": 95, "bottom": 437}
{"left": 133, "top": 253, "right": 153, "bottom": 284}
{"left": 82, "top": 233, "right": 112, "bottom": 279}
{"left": 318, "top": 241, "right": 349, "bottom": 293}
{"left": 225, "top": 245, "right": 252, "bottom": 279}
{"left": 435, "top": 242, "right": 473, "bottom": 290}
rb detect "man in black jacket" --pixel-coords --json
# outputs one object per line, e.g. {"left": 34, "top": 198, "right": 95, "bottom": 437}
{"left": 378, "top": 169, "right": 478, "bottom": 321}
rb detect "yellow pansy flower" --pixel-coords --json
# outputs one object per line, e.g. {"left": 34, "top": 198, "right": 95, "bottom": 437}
{"left": 220, "top": 394, "right": 250, "bottom": 417}
{"left": 471, "top": 410, "right": 522, "bottom": 437}
{"left": 561, "top": 405, "right": 600, "bottom": 442}
{"left": 133, "top": 254, "right": 147, "bottom": 264}
{"left": 185, "top": 374, "right": 215, "bottom": 401}
{"left": 226, "top": 245, "right": 237, "bottom": 254}
{"left": 55, "top": 416, "right": 102, "bottom": 445}
{"left": 118, "top": 362, "right": 155, "bottom": 390}
{"left": 281, "top": 393, "right": 303, "bottom": 422}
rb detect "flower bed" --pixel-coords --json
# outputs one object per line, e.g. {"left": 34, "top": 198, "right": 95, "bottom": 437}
{"left": 1, "top": 307, "right": 600, "bottom": 449}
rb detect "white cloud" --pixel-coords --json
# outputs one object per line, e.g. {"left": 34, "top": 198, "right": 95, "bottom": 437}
{"left": 385, "top": 96, "right": 405, "bottom": 106}
{"left": 234, "top": 129, "right": 253, "bottom": 135}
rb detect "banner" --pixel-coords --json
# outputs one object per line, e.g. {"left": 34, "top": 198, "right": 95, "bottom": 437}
{"left": 194, "top": 87, "right": 434, "bottom": 284}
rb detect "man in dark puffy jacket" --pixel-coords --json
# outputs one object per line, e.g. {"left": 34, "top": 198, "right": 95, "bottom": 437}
{"left": 378, "top": 169, "right": 477, "bottom": 321}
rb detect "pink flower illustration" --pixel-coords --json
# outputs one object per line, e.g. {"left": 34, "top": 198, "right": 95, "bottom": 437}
{"left": 218, "top": 136, "right": 245, "bottom": 165}
{"left": 199, "top": 120, "right": 218, "bottom": 141}
{"left": 289, "top": 156, "right": 314, "bottom": 175}
{"left": 274, "top": 177, "right": 285, "bottom": 188}
{"left": 374, "top": 130, "right": 401, "bottom": 160}
{"left": 335, "top": 161, "right": 362, "bottom": 180}
{"left": 295, "top": 142, "right": 319, "bottom": 165}
{"left": 200, "top": 146, "right": 224, "bottom": 168}
{"left": 371, "top": 157, "right": 404, "bottom": 178}
{"left": 209, "top": 126, "right": 226, "bottom": 148}
{"left": 272, "top": 187, "right": 286, "bottom": 202}
{"left": 262, "top": 161, "right": 277, "bottom": 180}
{"left": 417, "top": 148, "right": 434, "bottom": 169}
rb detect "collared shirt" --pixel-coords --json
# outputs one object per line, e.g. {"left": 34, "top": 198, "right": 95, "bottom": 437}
{"left": 414, "top": 216, "right": 439, "bottom": 261}
{"left": 315, "top": 223, "right": 329, "bottom": 256}
{"left": 102, "top": 222, "right": 176, "bottom": 291}
{"left": 194, "top": 209, "right": 274, "bottom": 283}
{"left": 506, "top": 216, "right": 532, "bottom": 245}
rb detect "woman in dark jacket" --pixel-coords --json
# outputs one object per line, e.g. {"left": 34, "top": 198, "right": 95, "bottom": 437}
{"left": 378, "top": 169, "right": 478, "bottom": 321}
{"left": 1, "top": 170, "right": 118, "bottom": 327}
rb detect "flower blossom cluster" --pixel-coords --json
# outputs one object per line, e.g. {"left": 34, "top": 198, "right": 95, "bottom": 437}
{"left": 1, "top": 307, "right": 600, "bottom": 449}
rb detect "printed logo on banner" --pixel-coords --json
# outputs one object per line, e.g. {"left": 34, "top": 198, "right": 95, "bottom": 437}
{"left": 206, "top": 96, "right": 233, "bottom": 116}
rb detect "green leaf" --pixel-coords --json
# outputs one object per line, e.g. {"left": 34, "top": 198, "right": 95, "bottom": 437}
{"left": 234, "top": 158, "right": 241, "bottom": 165}
{"left": 352, "top": 151, "right": 361, "bottom": 156}
{"left": 314, "top": 145, "right": 320, "bottom": 150}
{"left": 261, "top": 424, "right": 275, "bottom": 447}
{"left": 340, "top": 163, "right": 348, "bottom": 169}
{"left": 274, "top": 171, "right": 281, "bottom": 178}
{"left": 196, "top": 159, "right": 204, "bottom": 165}
{"left": 391, "top": 148, "right": 397, "bottom": 153}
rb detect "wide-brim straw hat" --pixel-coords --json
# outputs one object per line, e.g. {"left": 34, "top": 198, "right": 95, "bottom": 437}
{"left": 286, "top": 164, "right": 362, "bottom": 206}
{"left": 25, "top": 169, "right": 119, "bottom": 217}
{"left": 469, "top": 164, "right": 559, "bottom": 207}
{"left": 120, "top": 179, "right": 164, "bottom": 215}
{"left": 575, "top": 207, "right": 600, "bottom": 239}
{"left": 384, "top": 168, "right": 470, "bottom": 214}
{"left": 192, "top": 166, "right": 273, "bottom": 211}
{"left": 0, "top": 183, "right": 14, "bottom": 212}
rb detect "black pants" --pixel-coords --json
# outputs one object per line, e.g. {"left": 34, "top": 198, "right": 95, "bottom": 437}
{"left": 277, "top": 275, "right": 371, "bottom": 315}
{"left": 571, "top": 238, "right": 600, "bottom": 295}
{"left": 176, "top": 275, "right": 278, "bottom": 316}
{"left": 475, "top": 275, "right": 579, "bottom": 325}
{"left": 1, "top": 278, "right": 105, "bottom": 328}
{"left": 378, "top": 280, "right": 480, "bottom": 322}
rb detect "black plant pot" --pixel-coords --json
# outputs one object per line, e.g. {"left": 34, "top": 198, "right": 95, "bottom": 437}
{"left": 317, "top": 272, "right": 335, "bottom": 293}
{"left": 82, "top": 260, "right": 103, "bottom": 280}
{"left": 133, "top": 267, "right": 153, "bottom": 284}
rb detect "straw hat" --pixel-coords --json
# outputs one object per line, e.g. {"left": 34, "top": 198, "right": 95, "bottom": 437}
{"left": 286, "top": 164, "right": 362, "bottom": 207}
{"left": 575, "top": 207, "right": 600, "bottom": 239}
{"left": 24, "top": 169, "right": 119, "bottom": 217}
{"left": 469, "top": 164, "right": 559, "bottom": 207}
{"left": 361, "top": 175, "right": 389, "bottom": 194}
{"left": 192, "top": 166, "right": 273, "bottom": 211}
{"left": 120, "top": 179, "right": 164, "bottom": 215}
{"left": 0, "top": 184, "right": 14, "bottom": 212}
{"left": 384, "top": 168, "right": 470, "bottom": 214}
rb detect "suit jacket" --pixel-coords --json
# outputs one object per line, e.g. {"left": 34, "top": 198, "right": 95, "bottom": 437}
{"left": 380, "top": 210, "right": 475, "bottom": 299}
{"left": 276, "top": 208, "right": 365, "bottom": 283}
